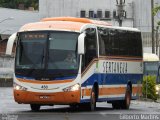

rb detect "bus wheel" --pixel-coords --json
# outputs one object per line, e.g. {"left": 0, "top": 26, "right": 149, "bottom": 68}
{"left": 121, "top": 86, "right": 131, "bottom": 109}
{"left": 112, "top": 101, "right": 120, "bottom": 109}
{"left": 70, "top": 104, "right": 79, "bottom": 110}
{"left": 30, "top": 104, "right": 40, "bottom": 111}
{"left": 90, "top": 88, "right": 96, "bottom": 111}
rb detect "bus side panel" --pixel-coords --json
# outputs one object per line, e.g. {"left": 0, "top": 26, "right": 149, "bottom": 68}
{"left": 80, "top": 58, "right": 143, "bottom": 103}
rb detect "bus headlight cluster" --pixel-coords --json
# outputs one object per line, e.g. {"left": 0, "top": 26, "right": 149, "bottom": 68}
{"left": 63, "top": 84, "right": 80, "bottom": 92}
{"left": 14, "top": 83, "right": 27, "bottom": 91}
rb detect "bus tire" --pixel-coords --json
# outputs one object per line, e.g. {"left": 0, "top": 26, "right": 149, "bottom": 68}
{"left": 78, "top": 103, "right": 90, "bottom": 110}
{"left": 121, "top": 86, "right": 131, "bottom": 109}
{"left": 90, "top": 87, "right": 96, "bottom": 111}
{"left": 70, "top": 104, "right": 79, "bottom": 111}
{"left": 112, "top": 101, "right": 121, "bottom": 109}
{"left": 30, "top": 104, "right": 40, "bottom": 111}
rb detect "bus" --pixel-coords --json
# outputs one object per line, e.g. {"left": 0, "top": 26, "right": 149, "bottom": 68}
{"left": 6, "top": 17, "right": 143, "bottom": 111}
{"left": 143, "top": 53, "right": 160, "bottom": 95}
{"left": 143, "top": 53, "right": 159, "bottom": 76}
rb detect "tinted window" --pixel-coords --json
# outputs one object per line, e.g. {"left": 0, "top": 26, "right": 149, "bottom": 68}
{"left": 136, "top": 32, "right": 142, "bottom": 57}
{"left": 98, "top": 27, "right": 109, "bottom": 55}
{"left": 15, "top": 31, "right": 80, "bottom": 80}
{"left": 111, "top": 29, "right": 119, "bottom": 55}
{"left": 98, "top": 27, "right": 142, "bottom": 57}
{"left": 128, "top": 31, "right": 142, "bottom": 57}
{"left": 119, "top": 30, "right": 128, "bottom": 56}
{"left": 82, "top": 28, "right": 97, "bottom": 71}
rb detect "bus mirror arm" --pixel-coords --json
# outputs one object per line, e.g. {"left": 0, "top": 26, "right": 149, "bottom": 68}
{"left": 78, "top": 32, "right": 86, "bottom": 55}
{"left": 6, "top": 33, "right": 17, "bottom": 56}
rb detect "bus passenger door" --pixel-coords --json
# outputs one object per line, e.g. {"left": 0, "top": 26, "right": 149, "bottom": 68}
{"left": 81, "top": 28, "right": 98, "bottom": 86}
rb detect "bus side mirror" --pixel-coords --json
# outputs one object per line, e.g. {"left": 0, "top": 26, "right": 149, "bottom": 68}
{"left": 78, "top": 33, "right": 85, "bottom": 55}
{"left": 6, "top": 33, "right": 17, "bottom": 55}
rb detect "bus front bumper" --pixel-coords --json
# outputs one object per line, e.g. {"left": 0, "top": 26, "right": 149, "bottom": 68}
{"left": 14, "top": 90, "right": 81, "bottom": 104}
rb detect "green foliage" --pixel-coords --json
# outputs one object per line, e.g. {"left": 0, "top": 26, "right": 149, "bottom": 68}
{"left": 153, "top": 6, "right": 160, "bottom": 16}
{"left": 153, "top": 5, "right": 160, "bottom": 27}
{"left": 0, "top": 0, "right": 39, "bottom": 10}
{"left": 142, "top": 76, "right": 158, "bottom": 100}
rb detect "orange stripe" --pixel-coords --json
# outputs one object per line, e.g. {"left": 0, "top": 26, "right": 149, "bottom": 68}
{"left": 132, "top": 86, "right": 142, "bottom": 95}
{"left": 41, "top": 17, "right": 111, "bottom": 26}
{"left": 99, "top": 87, "right": 126, "bottom": 95}
{"left": 41, "top": 17, "right": 91, "bottom": 23}
{"left": 99, "top": 56, "right": 143, "bottom": 62}
{"left": 82, "top": 86, "right": 142, "bottom": 97}
{"left": 82, "top": 87, "right": 126, "bottom": 96}
{"left": 17, "top": 78, "right": 73, "bottom": 84}
{"left": 99, "top": 55, "right": 143, "bottom": 60}
{"left": 20, "top": 21, "right": 85, "bottom": 32}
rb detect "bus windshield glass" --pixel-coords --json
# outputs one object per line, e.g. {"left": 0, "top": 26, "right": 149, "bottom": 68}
{"left": 15, "top": 31, "right": 79, "bottom": 80}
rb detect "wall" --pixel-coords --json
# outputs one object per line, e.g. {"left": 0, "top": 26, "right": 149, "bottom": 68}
{"left": 0, "top": 56, "right": 14, "bottom": 78}
{"left": 39, "top": 0, "right": 160, "bottom": 32}
{"left": 39, "top": 0, "right": 134, "bottom": 27}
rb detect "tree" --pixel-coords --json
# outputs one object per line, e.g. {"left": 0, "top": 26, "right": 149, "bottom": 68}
{"left": 0, "top": 0, "right": 38, "bottom": 10}
{"left": 142, "top": 76, "right": 158, "bottom": 100}
{"left": 153, "top": 5, "right": 160, "bottom": 26}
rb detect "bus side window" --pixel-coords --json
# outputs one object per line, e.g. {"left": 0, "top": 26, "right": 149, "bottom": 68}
{"left": 82, "top": 28, "right": 97, "bottom": 71}
{"left": 98, "top": 27, "right": 106, "bottom": 56}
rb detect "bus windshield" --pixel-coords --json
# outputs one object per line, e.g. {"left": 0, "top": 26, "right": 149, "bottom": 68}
{"left": 15, "top": 31, "right": 79, "bottom": 80}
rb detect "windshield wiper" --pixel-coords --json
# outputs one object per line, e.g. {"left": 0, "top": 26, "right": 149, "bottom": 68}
{"left": 41, "top": 48, "right": 45, "bottom": 67}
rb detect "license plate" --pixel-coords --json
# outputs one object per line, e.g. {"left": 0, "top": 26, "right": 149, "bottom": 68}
{"left": 39, "top": 96, "right": 50, "bottom": 99}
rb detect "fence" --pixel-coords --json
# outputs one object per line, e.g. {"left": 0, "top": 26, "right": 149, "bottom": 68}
{"left": 142, "top": 32, "right": 160, "bottom": 47}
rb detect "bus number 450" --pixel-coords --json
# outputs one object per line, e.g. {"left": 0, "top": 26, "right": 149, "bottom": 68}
{"left": 41, "top": 85, "right": 48, "bottom": 89}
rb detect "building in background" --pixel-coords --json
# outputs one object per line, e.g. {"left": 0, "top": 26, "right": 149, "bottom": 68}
{"left": 39, "top": 0, "right": 160, "bottom": 54}
{"left": 0, "top": 0, "right": 160, "bottom": 54}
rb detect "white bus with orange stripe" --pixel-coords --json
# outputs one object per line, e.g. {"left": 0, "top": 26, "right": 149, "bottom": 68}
{"left": 6, "top": 17, "right": 143, "bottom": 111}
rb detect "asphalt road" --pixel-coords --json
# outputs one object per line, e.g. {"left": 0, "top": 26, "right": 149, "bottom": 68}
{"left": 0, "top": 87, "right": 160, "bottom": 120}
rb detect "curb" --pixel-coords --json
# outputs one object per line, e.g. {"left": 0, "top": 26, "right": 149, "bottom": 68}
{"left": 138, "top": 97, "right": 160, "bottom": 103}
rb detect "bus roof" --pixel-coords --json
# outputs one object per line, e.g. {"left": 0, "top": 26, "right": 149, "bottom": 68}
{"left": 19, "top": 17, "right": 140, "bottom": 32}
{"left": 19, "top": 17, "right": 112, "bottom": 32}
{"left": 19, "top": 21, "right": 86, "bottom": 32}
{"left": 143, "top": 53, "right": 159, "bottom": 61}
{"left": 41, "top": 17, "right": 112, "bottom": 26}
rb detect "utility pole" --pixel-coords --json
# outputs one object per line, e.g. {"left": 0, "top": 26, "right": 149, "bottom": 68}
{"left": 151, "top": 0, "right": 155, "bottom": 53}
{"left": 156, "top": 26, "right": 159, "bottom": 55}
{"left": 116, "top": 0, "right": 126, "bottom": 27}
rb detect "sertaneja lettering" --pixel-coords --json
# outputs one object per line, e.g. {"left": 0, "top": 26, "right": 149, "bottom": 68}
{"left": 103, "top": 61, "right": 127, "bottom": 73}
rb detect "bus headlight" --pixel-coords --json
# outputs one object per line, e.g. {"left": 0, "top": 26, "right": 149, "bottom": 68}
{"left": 156, "top": 86, "right": 159, "bottom": 91}
{"left": 63, "top": 84, "right": 80, "bottom": 92}
{"left": 14, "top": 83, "right": 27, "bottom": 91}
